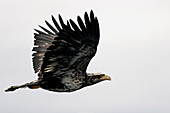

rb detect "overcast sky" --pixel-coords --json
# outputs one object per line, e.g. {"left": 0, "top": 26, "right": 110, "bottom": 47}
{"left": 0, "top": 0, "right": 170, "bottom": 113}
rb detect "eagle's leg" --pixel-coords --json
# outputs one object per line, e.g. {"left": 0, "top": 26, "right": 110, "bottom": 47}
{"left": 5, "top": 81, "right": 40, "bottom": 92}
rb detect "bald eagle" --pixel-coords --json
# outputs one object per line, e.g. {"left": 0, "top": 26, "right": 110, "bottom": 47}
{"left": 5, "top": 10, "right": 111, "bottom": 92}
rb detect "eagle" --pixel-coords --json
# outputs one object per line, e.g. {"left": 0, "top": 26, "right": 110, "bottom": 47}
{"left": 5, "top": 10, "right": 111, "bottom": 92}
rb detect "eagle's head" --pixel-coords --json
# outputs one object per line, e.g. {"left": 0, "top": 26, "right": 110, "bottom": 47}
{"left": 86, "top": 73, "right": 111, "bottom": 86}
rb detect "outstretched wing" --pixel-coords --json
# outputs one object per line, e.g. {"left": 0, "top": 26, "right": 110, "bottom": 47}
{"left": 32, "top": 10, "right": 100, "bottom": 78}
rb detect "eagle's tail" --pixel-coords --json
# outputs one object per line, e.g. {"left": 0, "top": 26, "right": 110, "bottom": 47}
{"left": 5, "top": 81, "right": 40, "bottom": 92}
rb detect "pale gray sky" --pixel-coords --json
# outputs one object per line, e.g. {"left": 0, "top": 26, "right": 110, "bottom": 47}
{"left": 0, "top": 0, "right": 170, "bottom": 113}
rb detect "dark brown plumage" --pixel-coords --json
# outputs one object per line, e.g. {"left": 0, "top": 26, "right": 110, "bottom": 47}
{"left": 5, "top": 10, "right": 111, "bottom": 92}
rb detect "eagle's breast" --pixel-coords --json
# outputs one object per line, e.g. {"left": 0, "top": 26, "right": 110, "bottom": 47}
{"left": 40, "top": 69, "right": 85, "bottom": 92}
{"left": 61, "top": 70, "right": 85, "bottom": 91}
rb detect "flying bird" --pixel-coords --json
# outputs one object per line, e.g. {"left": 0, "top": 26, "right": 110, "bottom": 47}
{"left": 5, "top": 10, "right": 111, "bottom": 92}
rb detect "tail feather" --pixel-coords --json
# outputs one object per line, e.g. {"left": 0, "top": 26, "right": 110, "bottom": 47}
{"left": 5, "top": 85, "right": 24, "bottom": 92}
{"left": 5, "top": 84, "right": 27, "bottom": 92}
{"left": 5, "top": 81, "right": 40, "bottom": 92}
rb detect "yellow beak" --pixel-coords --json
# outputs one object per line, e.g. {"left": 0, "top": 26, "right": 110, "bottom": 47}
{"left": 100, "top": 75, "right": 111, "bottom": 81}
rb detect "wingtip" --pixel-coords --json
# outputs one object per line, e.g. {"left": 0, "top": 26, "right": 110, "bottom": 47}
{"left": 66, "top": 20, "right": 71, "bottom": 28}
{"left": 38, "top": 25, "right": 42, "bottom": 28}
{"left": 77, "top": 15, "right": 81, "bottom": 20}
{"left": 90, "top": 10, "right": 95, "bottom": 21}
{"left": 69, "top": 19, "right": 73, "bottom": 23}
{"left": 90, "top": 10, "right": 94, "bottom": 14}
{"left": 51, "top": 15, "right": 55, "bottom": 20}
{"left": 45, "top": 20, "right": 48, "bottom": 24}
{"left": 58, "top": 14, "right": 62, "bottom": 19}
{"left": 84, "top": 11, "right": 88, "bottom": 16}
{"left": 34, "top": 28, "right": 38, "bottom": 32}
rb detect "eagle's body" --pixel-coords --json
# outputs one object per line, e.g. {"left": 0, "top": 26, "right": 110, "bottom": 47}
{"left": 5, "top": 10, "right": 111, "bottom": 92}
